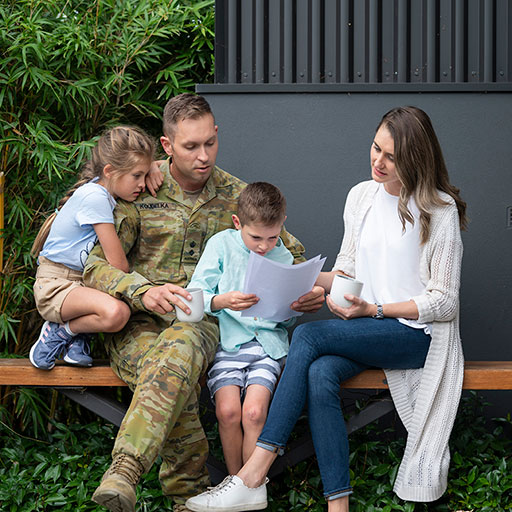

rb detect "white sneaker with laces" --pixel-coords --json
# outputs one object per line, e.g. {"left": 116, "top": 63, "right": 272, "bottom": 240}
{"left": 185, "top": 475, "right": 268, "bottom": 512}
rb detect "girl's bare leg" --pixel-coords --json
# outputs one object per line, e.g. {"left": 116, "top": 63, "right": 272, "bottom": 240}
{"left": 60, "top": 286, "right": 130, "bottom": 333}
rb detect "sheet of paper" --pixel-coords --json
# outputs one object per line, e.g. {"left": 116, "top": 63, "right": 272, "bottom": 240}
{"left": 241, "top": 252, "right": 326, "bottom": 322}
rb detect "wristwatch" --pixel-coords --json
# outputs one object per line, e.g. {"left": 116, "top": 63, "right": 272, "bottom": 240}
{"left": 373, "top": 304, "right": 384, "bottom": 319}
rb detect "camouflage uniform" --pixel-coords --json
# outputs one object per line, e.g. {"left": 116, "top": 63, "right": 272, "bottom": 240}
{"left": 83, "top": 161, "right": 305, "bottom": 504}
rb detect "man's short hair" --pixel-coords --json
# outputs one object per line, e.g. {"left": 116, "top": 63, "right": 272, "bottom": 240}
{"left": 237, "top": 182, "right": 287, "bottom": 226}
{"left": 163, "top": 93, "right": 214, "bottom": 139}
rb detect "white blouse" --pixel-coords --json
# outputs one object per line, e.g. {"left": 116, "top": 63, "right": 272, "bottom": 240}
{"left": 355, "top": 184, "right": 430, "bottom": 333}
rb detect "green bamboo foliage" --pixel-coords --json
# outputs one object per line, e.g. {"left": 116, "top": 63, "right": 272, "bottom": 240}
{"left": 0, "top": 0, "right": 215, "bottom": 355}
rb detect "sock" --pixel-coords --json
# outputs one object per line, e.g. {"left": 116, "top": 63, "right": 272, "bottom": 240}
{"left": 64, "top": 322, "right": 77, "bottom": 337}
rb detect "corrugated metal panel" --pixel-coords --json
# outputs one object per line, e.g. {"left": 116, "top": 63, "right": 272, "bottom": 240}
{"left": 213, "top": 0, "right": 512, "bottom": 87}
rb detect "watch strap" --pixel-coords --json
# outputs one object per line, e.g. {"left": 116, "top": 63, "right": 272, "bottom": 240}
{"left": 373, "top": 303, "right": 384, "bottom": 319}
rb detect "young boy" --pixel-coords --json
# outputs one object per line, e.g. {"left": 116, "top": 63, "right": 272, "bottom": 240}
{"left": 187, "top": 182, "right": 294, "bottom": 475}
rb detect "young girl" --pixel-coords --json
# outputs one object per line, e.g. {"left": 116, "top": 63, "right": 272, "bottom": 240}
{"left": 30, "top": 125, "right": 156, "bottom": 370}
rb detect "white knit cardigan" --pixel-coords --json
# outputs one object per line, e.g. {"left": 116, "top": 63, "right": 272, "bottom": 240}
{"left": 333, "top": 180, "right": 464, "bottom": 502}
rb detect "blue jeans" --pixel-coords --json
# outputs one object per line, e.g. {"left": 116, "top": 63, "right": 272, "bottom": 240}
{"left": 256, "top": 318, "right": 431, "bottom": 500}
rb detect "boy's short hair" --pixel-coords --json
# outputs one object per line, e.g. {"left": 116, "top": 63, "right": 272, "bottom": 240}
{"left": 163, "top": 93, "right": 214, "bottom": 139}
{"left": 237, "top": 182, "right": 287, "bottom": 226}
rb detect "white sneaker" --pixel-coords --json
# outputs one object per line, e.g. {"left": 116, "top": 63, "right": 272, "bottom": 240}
{"left": 185, "top": 475, "right": 268, "bottom": 512}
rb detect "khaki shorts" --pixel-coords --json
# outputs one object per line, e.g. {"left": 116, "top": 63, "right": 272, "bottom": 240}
{"left": 33, "top": 256, "right": 84, "bottom": 324}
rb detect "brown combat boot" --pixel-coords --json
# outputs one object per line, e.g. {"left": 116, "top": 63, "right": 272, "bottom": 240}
{"left": 92, "top": 453, "right": 144, "bottom": 512}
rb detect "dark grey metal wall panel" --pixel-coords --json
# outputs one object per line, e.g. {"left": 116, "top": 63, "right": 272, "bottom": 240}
{"left": 397, "top": 0, "right": 408, "bottom": 82}
{"left": 324, "top": 0, "right": 337, "bottom": 83}
{"left": 496, "top": 0, "right": 512, "bottom": 82}
{"left": 296, "top": 0, "right": 309, "bottom": 83}
{"left": 381, "top": 0, "right": 395, "bottom": 84}
{"left": 339, "top": 0, "right": 351, "bottom": 82}
{"left": 227, "top": 0, "right": 238, "bottom": 84}
{"left": 214, "top": 0, "right": 512, "bottom": 89}
{"left": 268, "top": 0, "right": 282, "bottom": 83}
{"left": 439, "top": 0, "right": 454, "bottom": 82}
{"left": 455, "top": 0, "right": 466, "bottom": 82}
{"left": 255, "top": 0, "right": 265, "bottom": 83}
{"left": 467, "top": 0, "right": 482, "bottom": 82}
{"left": 284, "top": 0, "right": 294, "bottom": 83}
{"left": 240, "top": 0, "right": 253, "bottom": 83}
{"left": 353, "top": 0, "right": 368, "bottom": 83}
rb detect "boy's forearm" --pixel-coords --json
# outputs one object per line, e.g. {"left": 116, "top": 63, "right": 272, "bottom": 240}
{"left": 210, "top": 294, "right": 224, "bottom": 312}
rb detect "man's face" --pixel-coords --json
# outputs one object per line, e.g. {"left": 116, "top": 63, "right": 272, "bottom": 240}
{"left": 160, "top": 114, "right": 218, "bottom": 191}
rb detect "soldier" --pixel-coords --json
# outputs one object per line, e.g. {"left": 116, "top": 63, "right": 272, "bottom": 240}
{"left": 84, "top": 93, "right": 325, "bottom": 512}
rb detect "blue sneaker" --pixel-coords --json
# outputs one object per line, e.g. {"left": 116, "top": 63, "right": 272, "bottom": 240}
{"left": 29, "top": 321, "right": 72, "bottom": 370}
{"left": 64, "top": 334, "right": 93, "bottom": 367}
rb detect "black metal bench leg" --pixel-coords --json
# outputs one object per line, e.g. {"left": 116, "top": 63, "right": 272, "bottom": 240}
{"left": 58, "top": 388, "right": 128, "bottom": 427}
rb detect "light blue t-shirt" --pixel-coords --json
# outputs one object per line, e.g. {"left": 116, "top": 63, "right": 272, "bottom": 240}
{"left": 40, "top": 182, "right": 116, "bottom": 271}
{"left": 187, "top": 229, "right": 294, "bottom": 360}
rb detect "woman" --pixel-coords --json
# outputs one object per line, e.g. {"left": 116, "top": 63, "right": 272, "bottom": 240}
{"left": 186, "top": 106, "right": 467, "bottom": 512}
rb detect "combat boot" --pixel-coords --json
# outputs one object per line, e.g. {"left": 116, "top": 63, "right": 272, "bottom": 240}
{"left": 92, "top": 453, "right": 144, "bottom": 512}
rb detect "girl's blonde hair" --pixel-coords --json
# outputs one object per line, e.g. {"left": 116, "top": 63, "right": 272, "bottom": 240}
{"left": 31, "top": 125, "right": 155, "bottom": 257}
{"left": 378, "top": 106, "right": 467, "bottom": 244}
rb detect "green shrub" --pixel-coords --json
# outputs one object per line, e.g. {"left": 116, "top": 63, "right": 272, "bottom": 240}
{"left": 0, "top": 0, "right": 214, "bottom": 357}
{"left": 0, "top": 0, "right": 214, "bottom": 434}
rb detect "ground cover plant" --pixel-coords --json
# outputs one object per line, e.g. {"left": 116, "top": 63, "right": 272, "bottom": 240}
{"left": 0, "top": 393, "right": 510, "bottom": 511}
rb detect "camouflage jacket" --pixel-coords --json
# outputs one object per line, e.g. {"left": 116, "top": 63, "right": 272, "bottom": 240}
{"left": 83, "top": 161, "right": 305, "bottom": 315}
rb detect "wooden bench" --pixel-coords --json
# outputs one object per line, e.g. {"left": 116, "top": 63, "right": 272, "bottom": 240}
{"left": 2, "top": 359, "right": 511, "bottom": 482}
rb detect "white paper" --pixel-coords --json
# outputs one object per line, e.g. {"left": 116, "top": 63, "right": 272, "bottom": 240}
{"left": 241, "top": 252, "right": 326, "bottom": 322}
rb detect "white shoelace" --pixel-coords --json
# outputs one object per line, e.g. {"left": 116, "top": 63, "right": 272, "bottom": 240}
{"left": 201, "top": 475, "right": 269, "bottom": 498}
{"left": 203, "top": 476, "right": 238, "bottom": 497}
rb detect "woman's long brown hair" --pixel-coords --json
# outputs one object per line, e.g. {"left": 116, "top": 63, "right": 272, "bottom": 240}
{"left": 377, "top": 106, "right": 467, "bottom": 244}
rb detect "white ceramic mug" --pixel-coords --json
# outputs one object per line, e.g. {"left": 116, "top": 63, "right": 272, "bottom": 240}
{"left": 330, "top": 275, "right": 364, "bottom": 308}
{"left": 175, "top": 288, "right": 204, "bottom": 323}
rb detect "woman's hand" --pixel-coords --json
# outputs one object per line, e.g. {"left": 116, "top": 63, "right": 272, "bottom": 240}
{"left": 212, "top": 291, "right": 259, "bottom": 312}
{"left": 326, "top": 294, "right": 373, "bottom": 320}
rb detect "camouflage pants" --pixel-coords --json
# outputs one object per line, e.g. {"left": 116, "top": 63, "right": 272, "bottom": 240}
{"left": 107, "top": 312, "right": 219, "bottom": 502}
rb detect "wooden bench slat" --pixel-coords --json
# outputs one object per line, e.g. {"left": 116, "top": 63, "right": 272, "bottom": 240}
{"left": 0, "top": 359, "right": 511, "bottom": 390}
{"left": 342, "top": 361, "right": 512, "bottom": 390}
{"left": 0, "top": 359, "right": 126, "bottom": 387}
{"left": 461, "top": 361, "right": 512, "bottom": 390}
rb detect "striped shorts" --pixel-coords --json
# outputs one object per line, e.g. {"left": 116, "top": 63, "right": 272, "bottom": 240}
{"left": 207, "top": 339, "right": 285, "bottom": 400}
